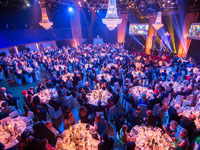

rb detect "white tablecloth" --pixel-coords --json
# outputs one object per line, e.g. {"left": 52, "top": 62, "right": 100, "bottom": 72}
{"left": 0, "top": 116, "right": 33, "bottom": 149}
{"left": 56, "top": 123, "right": 99, "bottom": 150}
{"left": 86, "top": 89, "right": 112, "bottom": 106}
{"left": 34, "top": 88, "right": 57, "bottom": 104}
{"left": 129, "top": 126, "right": 175, "bottom": 150}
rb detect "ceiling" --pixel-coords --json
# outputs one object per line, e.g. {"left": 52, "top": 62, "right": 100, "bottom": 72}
{"left": 0, "top": 0, "right": 200, "bottom": 15}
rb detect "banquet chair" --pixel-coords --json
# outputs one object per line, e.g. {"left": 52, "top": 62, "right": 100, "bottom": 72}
{"left": 163, "top": 93, "right": 171, "bottom": 106}
{"left": 161, "top": 76, "right": 165, "bottom": 81}
{"left": 40, "top": 63, "right": 45, "bottom": 71}
{"left": 24, "top": 74, "right": 33, "bottom": 84}
{"left": 27, "top": 110, "right": 34, "bottom": 118}
{"left": 76, "top": 80, "right": 82, "bottom": 90}
{"left": 116, "top": 100, "right": 126, "bottom": 116}
{"left": 113, "top": 82, "right": 120, "bottom": 90}
{"left": 0, "top": 71, "right": 4, "bottom": 80}
{"left": 14, "top": 75, "right": 22, "bottom": 85}
{"left": 182, "top": 94, "right": 194, "bottom": 107}
{"left": 9, "top": 110, "right": 19, "bottom": 118}
{"left": 108, "top": 105, "right": 116, "bottom": 121}
{"left": 175, "top": 95, "right": 184, "bottom": 105}
{"left": 34, "top": 70, "right": 41, "bottom": 81}
{"left": 139, "top": 104, "right": 147, "bottom": 119}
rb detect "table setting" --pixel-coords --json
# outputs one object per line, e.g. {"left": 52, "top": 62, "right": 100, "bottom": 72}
{"left": 134, "top": 62, "right": 144, "bottom": 70}
{"left": 54, "top": 65, "right": 67, "bottom": 71}
{"left": 56, "top": 122, "right": 100, "bottom": 150}
{"left": 86, "top": 89, "right": 112, "bottom": 106}
{"left": 162, "top": 81, "right": 186, "bottom": 93}
{"left": 61, "top": 73, "right": 74, "bottom": 82}
{"left": 187, "top": 67, "right": 199, "bottom": 74}
{"left": 85, "top": 64, "right": 93, "bottom": 70}
{"left": 96, "top": 73, "right": 112, "bottom": 82}
{"left": 130, "top": 86, "right": 154, "bottom": 100}
{"left": 129, "top": 125, "right": 175, "bottom": 150}
{"left": 34, "top": 88, "right": 57, "bottom": 104}
{"left": 106, "top": 63, "right": 118, "bottom": 70}
{"left": 0, "top": 116, "right": 33, "bottom": 149}
{"left": 179, "top": 106, "right": 200, "bottom": 128}
{"left": 131, "top": 71, "right": 144, "bottom": 78}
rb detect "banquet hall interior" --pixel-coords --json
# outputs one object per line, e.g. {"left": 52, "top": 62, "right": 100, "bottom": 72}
{"left": 1, "top": 0, "right": 200, "bottom": 150}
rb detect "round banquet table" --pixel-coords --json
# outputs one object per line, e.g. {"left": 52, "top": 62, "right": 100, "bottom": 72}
{"left": 96, "top": 73, "right": 112, "bottom": 82}
{"left": 85, "top": 64, "right": 93, "bottom": 70}
{"left": 34, "top": 88, "right": 57, "bottom": 104}
{"left": 86, "top": 89, "right": 112, "bottom": 106}
{"left": 106, "top": 63, "right": 118, "bottom": 70}
{"left": 162, "top": 81, "right": 186, "bottom": 93}
{"left": 131, "top": 71, "right": 144, "bottom": 77}
{"left": 0, "top": 116, "right": 33, "bottom": 149}
{"left": 129, "top": 126, "right": 176, "bottom": 150}
{"left": 179, "top": 106, "right": 200, "bottom": 128}
{"left": 17, "top": 66, "right": 33, "bottom": 74}
{"left": 130, "top": 86, "right": 154, "bottom": 100}
{"left": 61, "top": 73, "right": 74, "bottom": 82}
{"left": 54, "top": 65, "right": 67, "bottom": 71}
{"left": 56, "top": 122, "right": 100, "bottom": 150}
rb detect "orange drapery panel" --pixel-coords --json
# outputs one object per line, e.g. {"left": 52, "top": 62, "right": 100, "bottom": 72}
{"left": 118, "top": 14, "right": 128, "bottom": 43}
{"left": 177, "top": 13, "right": 199, "bottom": 57}
{"left": 145, "top": 16, "right": 156, "bottom": 55}
{"left": 70, "top": 9, "right": 82, "bottom": 48}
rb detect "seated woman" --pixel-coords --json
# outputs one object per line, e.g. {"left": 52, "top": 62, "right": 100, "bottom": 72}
{"left": 40, "top": 139, "right": 56, "bottom": 150}
{"left": 78, "top": 106, "right": 94, "bottom": 125}
{"left": 119, "top": 124, "right": 129, "bottom": 146}
{"left": 94, "top": 115, "right": 107, "bottom": 136}
{"left": 163, "top": 120, "right": 178, "bottom": 137}
{"left": 172, "top": 128, "right": 188, "bottom": 150}
{"left": 1, "top": 101, "right": 16, "bottom": 115}
{"left": 139, "top": 93, "right": 147, "bottom": 106}
{"left": 45, "top": 121, "right": 60, "bottom": 138}
{"left": 63, "top": 109, "right": 76, "bottom": 129}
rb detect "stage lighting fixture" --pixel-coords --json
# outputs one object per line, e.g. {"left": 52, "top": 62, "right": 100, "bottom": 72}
{"left": 68, "top": 7, "right": 73, "bottom": 12}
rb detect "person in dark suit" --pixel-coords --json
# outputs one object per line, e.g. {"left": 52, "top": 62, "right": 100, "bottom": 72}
{"left": 110, "top": 75, "right": 118, "bottom": 86}
{"left": 167, "top": 104, "right": 181, "bottom": 123}
{"left": 179, "top": 114, "right": 196, "bottom": 140}
{"left": 144, "top": 110, "right": 162, "bottom": 128}
{"left": 49, "top": 96, "right": 62, "bottom": 112}
{"left": 83, "top": 82, "right": 91, "bottom": 93}
{"left": 36, "top": 83, "right": 46, "bottom": 93}
{"left": 32, "top": 116, "right": 57, "bottom": 145}
{"left": 0, "top": 87, "right": 11, "bottom": 100}
{"left": 28, "top": 87, "right": 35, "bottom": 96}
{"left": 72, "top": 73, "right": 80, "bottom": 88}
{"left": 100, "top": 76, "right": 107, "bottom": 84}
{"left": 98, "top": 132, "right": 114, "bottom": 150}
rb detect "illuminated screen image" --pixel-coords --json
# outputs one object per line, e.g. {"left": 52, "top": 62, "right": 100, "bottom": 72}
{"left": 188, "top": 23, "right": 200, "bottom": 40}
{"left": 129, "top": 24, "right": 149, "bottom": 35}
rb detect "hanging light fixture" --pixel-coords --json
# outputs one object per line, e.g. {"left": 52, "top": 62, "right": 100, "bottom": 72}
{"left": 39, "top": 0, "right": 53, "bottom": 30}
{"left": 152, "top": 12, "right": 164, "bottom": 31}
{"left": 102, "top": 0, "right": 122, "bottom": 31}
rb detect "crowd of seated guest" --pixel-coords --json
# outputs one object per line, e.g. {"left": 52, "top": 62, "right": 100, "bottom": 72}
{"left": 0, "top": 43, "right": 200, "bottom": 150}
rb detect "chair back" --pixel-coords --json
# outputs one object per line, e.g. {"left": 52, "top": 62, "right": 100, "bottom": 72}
{"left": 9, "top": 110, "right": 19, "bottom": 118}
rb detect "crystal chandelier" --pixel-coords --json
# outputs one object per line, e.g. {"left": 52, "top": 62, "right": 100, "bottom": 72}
{"left": 152, "top": 12, "right": 164, "bottom": 31}
{"left": 102, "top": 0, "right": 122, "bottom": 31}
{"left": 39, "top": 7, "right": 53, "bottom": 30}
